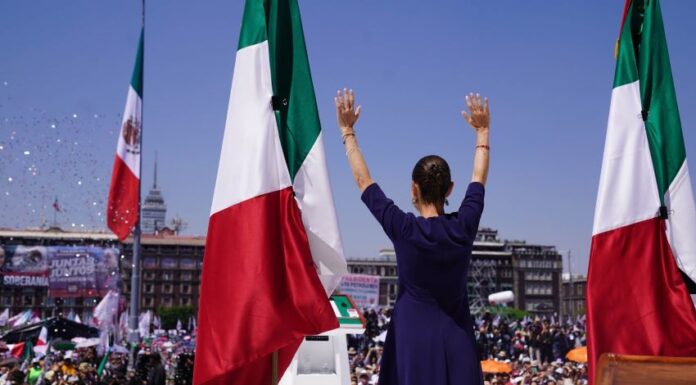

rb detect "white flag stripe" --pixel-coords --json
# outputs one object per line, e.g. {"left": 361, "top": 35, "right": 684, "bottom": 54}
{"left": 593, "top": 81, "right": 660, "bottom": 235}
{"left": 210, "top": 41, "right": 291, "bottom": 216}
{"left": 666, "top": 161, "right": 696, "bottom": 282}
{"left": 293, "top": 134, "right": 347, "bottom": 294}
{"left": 116, "top": 86, "right": 142, "bottom": 178}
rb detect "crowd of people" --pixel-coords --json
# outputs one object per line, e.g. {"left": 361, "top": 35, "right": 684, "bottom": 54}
{"left": 348, "top": 308, "right": 588, "bottom": 385}
{"left": 1, "top": 308, "right": 586, "bottom": 385}
{"left": 0, "top": 336, "right": 194, "bottom": 385}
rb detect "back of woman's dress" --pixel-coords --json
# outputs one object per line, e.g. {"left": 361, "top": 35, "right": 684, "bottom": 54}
{"left": 361, "top": 182, "right": 485, "bottom": 385}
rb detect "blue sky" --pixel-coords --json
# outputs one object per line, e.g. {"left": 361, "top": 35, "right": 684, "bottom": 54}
{"left": 1, "top": 1, "right": 696, "bottom": 275}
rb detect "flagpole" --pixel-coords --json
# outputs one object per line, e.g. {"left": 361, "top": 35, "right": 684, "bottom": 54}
{"left": 128, "top": 0, "right": 145, "bottom": 372}
{"left": 271, "top": 351, "right": 279, "bottom": 385}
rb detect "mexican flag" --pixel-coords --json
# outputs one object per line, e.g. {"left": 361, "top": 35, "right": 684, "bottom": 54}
{"left": 193, "top": 1, "right": 347, "bottom": 384}
{"left": 107, "top": 29, "right": 143, "bottom": 240}
{"left": 587, "top": 0, "right": 696, "bottom": 382}
{"left": 33, "top": 326, "right": 48, "bottom": 357}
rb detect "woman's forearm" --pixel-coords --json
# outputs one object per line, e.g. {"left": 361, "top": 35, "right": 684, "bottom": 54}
{"left": 462, "top": 93, "right": 490, "bottom": 186}
{"left": 343, "top": 133, "right": 374, "bottom": 192}
{"left": 472, "top": 130, "right": 489, "bottom": 185}
{"left": 335, "top": 89, "right": 373, "bottom": 192}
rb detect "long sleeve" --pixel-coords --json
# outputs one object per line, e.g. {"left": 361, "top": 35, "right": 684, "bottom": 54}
{"left": 361, "top": 183, "right": 411, "bottom": 241}
{"left": 458, "top": 182, "right": 485, "bottom": 237}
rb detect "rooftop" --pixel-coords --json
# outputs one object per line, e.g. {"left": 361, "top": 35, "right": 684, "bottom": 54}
{"left": 0, "top": 228, "right": 205, "bottom": 246}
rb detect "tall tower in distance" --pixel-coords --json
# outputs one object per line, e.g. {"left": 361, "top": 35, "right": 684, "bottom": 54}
{"left": 141, "top": 154, "right": 167, "bottom": 234}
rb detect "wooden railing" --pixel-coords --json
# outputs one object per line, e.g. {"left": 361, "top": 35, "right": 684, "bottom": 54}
{"left": 596, "top": 353, "right": 696, "bottom": 385}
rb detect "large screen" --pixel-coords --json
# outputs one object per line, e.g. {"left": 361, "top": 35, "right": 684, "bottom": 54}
{"left": 0, "top": 245, "right": 120, "bottom": 297}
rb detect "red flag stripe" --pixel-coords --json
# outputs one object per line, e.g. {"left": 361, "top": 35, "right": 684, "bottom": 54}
{"left": 193, "top": 187, "right": 338, "bottom": 385}
{"left": 587, "top": 217, "right": 696, "bottom": 384}
{"left": 106, "top": 155, "right": 139, "bottom": 240}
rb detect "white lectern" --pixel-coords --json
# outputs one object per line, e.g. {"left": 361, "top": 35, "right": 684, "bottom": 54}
{"left": 280, "top": 295, "right": 365, "bottom": 385}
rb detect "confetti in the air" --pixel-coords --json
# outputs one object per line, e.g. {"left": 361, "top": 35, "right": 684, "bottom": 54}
{"left": 0, "top": 85, "right": 122, "bottom": 230}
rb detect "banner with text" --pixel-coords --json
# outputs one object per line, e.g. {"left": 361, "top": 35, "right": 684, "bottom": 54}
{"left": 0, "top": 245, "right": 120, "bottom": 297}
{"left": 48, "top": 247, "right": 120, "bottom": 297}
{"left": 338, "top": 274, "right": 380, "bottom": 309}
{"left": 0, "top": 246, "right": 50, "bottom": 287}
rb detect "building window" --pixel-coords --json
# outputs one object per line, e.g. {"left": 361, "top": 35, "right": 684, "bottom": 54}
{"left": 181, "top": 272, "right": 193, "bottom": 281}
{"left": 181, "top": 284, "right": 191, "bottom": 294}
{"left": 2, "top": 295, "right": 13, "bottom": 306}
{"left": 22, "top": 294, "right": 34, "bottom": 306}
{"left": 525, "top": 299, "right": 553, "bottom": 312}
{"left": 162, "top": 271, "right": 174, "bottom": 281}
{"left": 163, "top": 284, "right": 173, "bottom": 294}
{"left": 526, "top": 283, "right": 552, "bottom": 295}
{"left": 143, "top": 258, "right": 158, "bottom": 269}
{"left": 179, "top": 297, "right": 192, "bottom": 306}
{"left": 144, "top": 284, "right": 154, "bottom": 294}
{"left": 144, "top": 297, "right": 154, "bottom": 307}
{"left": 144, "top": 272, "right": 156, "bottom": 280}
{"left": 161, "top": 246, "right": 177, "bottom": 254}
{"left": 162, "top": 297, "right": 173, "bottom": 307}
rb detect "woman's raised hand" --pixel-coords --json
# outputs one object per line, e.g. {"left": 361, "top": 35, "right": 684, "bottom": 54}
{"left": 335, "top": 88, "right": 361, "bottom": 134}
{"left": 335, "top": 88, "right": 373, "bottom": 192}
{"left": 461, "top": 93, "right": 489, "bottom": 132}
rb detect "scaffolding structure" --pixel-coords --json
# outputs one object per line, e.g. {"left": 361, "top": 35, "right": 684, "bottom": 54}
{"left": 468, "top": 258, "right": 498, "bottom": 315}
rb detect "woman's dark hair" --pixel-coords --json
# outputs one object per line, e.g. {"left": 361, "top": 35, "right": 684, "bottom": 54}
{"left": 411, "top": 155, "right": 452, "bottom": 206}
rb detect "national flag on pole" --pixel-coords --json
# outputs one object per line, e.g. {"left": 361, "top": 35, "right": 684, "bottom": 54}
{"left": 587, "top": 0, "right": 696, "bottom": 383}
{"left": 107, "top": 29, "right": 143, "bottom": 240}
{"left": 52, "top": 197, "right": 62, "bottom": 212}
{"left": 93, "top": 290, "right": 120, "bottom": 327}
{"left": 10, "top": 341, "right": 33, "bottom": 362}
{"left": 193, "top": 1, "right": 347, "bottom": 384}
{"left": 138, "top": 310, "right": 151, "bottom": 338}
{"left": 37, "top": 326, "right": 48, "bottom": 346}
{"left": 33, "top": 326, "right": 49, "bottom": 357}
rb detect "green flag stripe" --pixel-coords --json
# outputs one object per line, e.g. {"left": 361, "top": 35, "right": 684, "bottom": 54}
{"left": 22, "top": 340, "right": 33, "bottom": 361}
{"left": 131, "top": 29, "right": 144, "bottom": 98}
{"left": 97, "top": 350, "right": 111, "bottom": 376}
{"left": 268, "top": 0, "right": 322, "bottom": 181}
{"left": 235, "top": 0, "right": 323, "bottom": 181}
{"left": 613, "top": 1, "right": 639, "bottom": 88}
{"left": 614, "top": 0, "right": 686, "bottom": 204}
{"left": 238, "top": 0, "right": 268, "bottom": 50}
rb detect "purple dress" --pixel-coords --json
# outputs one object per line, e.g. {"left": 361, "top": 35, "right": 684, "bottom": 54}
{"left": 361, "top": 182, "right": 485, "bottom": 385}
